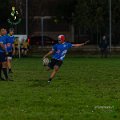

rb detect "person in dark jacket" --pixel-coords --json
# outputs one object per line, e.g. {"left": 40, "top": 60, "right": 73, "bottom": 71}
{"left": 99, "top": 35, "right": 109, "bottom": 58}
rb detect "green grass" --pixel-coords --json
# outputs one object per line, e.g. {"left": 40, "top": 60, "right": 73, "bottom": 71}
{"left": 0, "top": 57, "right": 120, "bottom": 120}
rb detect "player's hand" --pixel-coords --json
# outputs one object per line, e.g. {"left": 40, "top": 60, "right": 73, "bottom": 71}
{"left": 84, "top": 40, "right": 89, "bottom": 45}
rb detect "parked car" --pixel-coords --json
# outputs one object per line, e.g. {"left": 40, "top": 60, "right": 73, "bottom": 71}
{"left": 29, "top": 36, "right": 57, "bottom": 46}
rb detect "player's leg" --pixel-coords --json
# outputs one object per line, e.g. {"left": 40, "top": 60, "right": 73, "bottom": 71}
{"left": 21, "top": 48, "right": 24, "bottom": 56}
{"left": 101, "top": 49, "right": 104, "bottom": 58}
{"left": 0, "top": 54, "right": 2, "bottom": 79}
{"left": 7, "top": 52, "right": 13, "bottom": 73}
{"left": 0, "top": 62, "right": 4, "bottom": 80}
{"left": 2, "top": 53, "right": 9, "bottom": 80}
{"left": 103, "top": 48, "right": 106, "bottom": 58}
{"left": 16, "top": 48, "right": 19, "bottom": 57}
{"left": 48, "top": 65, "right": 59, "bottom": 83}
{"left": 48, "top": 59, "right": 63, "bottom": 83}
{"left": 7, "top": 57, "right": 12, "bottom": 73}
{"left": 24, "top": 49, "right": 27, "bottom": 56}
{"left": 105, "top": 48, "right": 108, "bottom": 58}
{"left": 2, "top": 62, "right": 8, "bottom": 80}
{"left": 0, "top": 53, "right": 5, "bottom": 80}
{"left": 15, "top": 48, "right": 18, "bottom": 57}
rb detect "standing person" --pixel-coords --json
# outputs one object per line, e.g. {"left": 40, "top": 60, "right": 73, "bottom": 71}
{"left": 20, "top": 39, "right": 24, "bottom": 56}
{"left": 43, "top": 35, "right": 89, "bottom": 83}
{"left": 7, "top": 28, "right": 15, "bottom": 73}
{"left": 14, "top": 38, "right": 19, "bottom": 57}
{"left": 99, "top": 35, "right": 109, "bottom": 58}
{"left": 21, "top": 39, "right": 29, "bottom": 57}
{"left": 0, "top": 28, "right": 8, "bottom": 80}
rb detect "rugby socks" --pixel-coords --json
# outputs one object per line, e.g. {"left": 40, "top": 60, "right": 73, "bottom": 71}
{"left": 2, "top": 68, "right": 8, "bottom": 80}
{"left": 0, "top": 64, "right": 5, "bottom": 80}
{"left": 9, "top": 68, "right": 12, "bottom": 73}
{"left": 48, "top": 78, "right": 52, "bottom": 83}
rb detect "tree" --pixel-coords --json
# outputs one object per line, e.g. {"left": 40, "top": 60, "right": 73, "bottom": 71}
{"left": 53, "top": 0, "right": 77, "bottom": 23}
{"left": 0, "top": 0, "right": 11, "bottom": 27}
{"left": 74, "top": 0, "right": 120, "bottom": 44}
{"left": 74, "top": 0, "right": 109, "bottom": 43}
{"left": 28, "top": 0, "right": 77, "bottom": 23}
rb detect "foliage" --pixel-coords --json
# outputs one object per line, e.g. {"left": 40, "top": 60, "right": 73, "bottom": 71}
{"left": 0, "top": 0, "right": 10, "bottom": 26}
{"left": 74, "top": 0, "right": 120, "bottom": 43}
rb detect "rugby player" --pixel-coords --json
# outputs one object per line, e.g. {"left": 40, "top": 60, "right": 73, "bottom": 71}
{"left": 7, "top": 28, "right": 15, "bottom": 73}
{"left": 43, "top": 35, "right": 89, "bottom": 83}
{"left": 0, "top": 28, "right": 8, "bottom": 80}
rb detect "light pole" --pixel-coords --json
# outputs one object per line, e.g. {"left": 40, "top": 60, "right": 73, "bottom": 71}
{"left": 71, "top": 12, "right": 75, "bottom": 42}
{"left": 109, "top": 0, "right": 112, "bottom": 53}
{"left": 26, "top": 0, "right": 28, "bottom": 37}
{"left": 41, "top": 16, "right": 52, "bottom": 47}
{"left": 41, "top": 17, "right": 44, "bottom": 46}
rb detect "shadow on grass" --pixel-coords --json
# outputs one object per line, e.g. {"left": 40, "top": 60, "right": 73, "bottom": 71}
{"left": 28, "top": 79, "right": 49, "bottom": 87}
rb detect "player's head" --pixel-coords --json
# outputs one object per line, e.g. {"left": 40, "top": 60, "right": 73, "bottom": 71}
{"left": 9, "top": 28, "right": 14, "bottom": 35}
{"left": 103, "top": 35, "right": 106, "bottom": 40}
{"left": 58, "top": 35, "right": 65, "bottom": 43}
{"left": 0, "top": 28, "right": 7, "bottom": 35}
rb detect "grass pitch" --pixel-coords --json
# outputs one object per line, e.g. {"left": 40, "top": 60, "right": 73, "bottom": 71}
{"left": 0, "top": 57, "right": 120, "bottom": 120}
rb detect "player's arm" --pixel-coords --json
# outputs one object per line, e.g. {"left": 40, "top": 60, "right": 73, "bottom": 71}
{"left": 43, "top": 50, "right": 54, "bottom": 59}
{"left": 72, "top": 43, "right": 85, "bottom": 47}
{"left": 72, "top": 40, "right": 89, "bottom": 47}
{"left": 43, "top": 44, "right": 57, "bottom": 58}
{"left": 0, "top": 43, "right": 6, "bottom": 52}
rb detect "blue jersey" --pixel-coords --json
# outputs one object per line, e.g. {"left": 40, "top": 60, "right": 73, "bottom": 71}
{"left": 52, "top": 42, "right": 73, "bottom": 61}
{"left": 0, "top": 35, "right": 7, "bottom": 53}
{"left": 6, "top": 34, "right": 15, "bottom": 52}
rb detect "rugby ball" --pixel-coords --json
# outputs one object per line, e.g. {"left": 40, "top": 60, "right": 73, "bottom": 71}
{"left": 43, "top": 58, "right": 50, "bottom": 66}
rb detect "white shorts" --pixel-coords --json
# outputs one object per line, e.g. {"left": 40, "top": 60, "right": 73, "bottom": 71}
{"left": 7, "top": 57, "right": 12, "bottom": 60}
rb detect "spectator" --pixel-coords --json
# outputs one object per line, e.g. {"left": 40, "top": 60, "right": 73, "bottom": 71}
{"left": 14, "top": 38, "right": 19, "bottom": 57}
{"left": 21, "top": 39, "right": 29, "bottom": 57}
{"left": 99, "top": 35, "right": 109, "bottom": 58}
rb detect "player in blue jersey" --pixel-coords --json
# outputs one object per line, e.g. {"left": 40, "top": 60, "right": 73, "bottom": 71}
{"left": 6, "top": 28, "right": 15, "bottom": 73}
{"left": 0, "top": 28, "right": 8, "bottom": 80}
{"left": 43, "top": 35, "right": 89, "bottom": 83}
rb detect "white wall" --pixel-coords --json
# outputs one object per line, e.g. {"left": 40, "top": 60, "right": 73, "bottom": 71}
{"left": 14, "top": 35, "right": 27, "bottom": 43}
